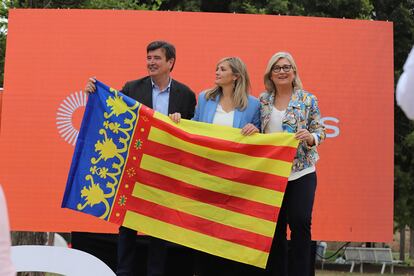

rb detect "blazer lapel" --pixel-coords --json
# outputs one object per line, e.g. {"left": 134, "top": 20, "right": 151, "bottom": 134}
{"left": 260, "top": 93, "right": 274, "bottom": 132}
{"left": 206, "top": 95, "right": 219, "bottom": 123}
{"left": 168, "top": 80, "right": 180, "bottom": 114}
{"left": 140, "top": 78, "right": 153, "bottom": 108}
{"left": 233, "top": 109, "right": 243, "bottom": 128}
{"left": 283, "top": 90, "right": 301, "bottom": 132}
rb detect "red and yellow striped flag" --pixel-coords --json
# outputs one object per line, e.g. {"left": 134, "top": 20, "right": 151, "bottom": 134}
{"left": 62, "top": 81, "right": 299, "bottom": 268}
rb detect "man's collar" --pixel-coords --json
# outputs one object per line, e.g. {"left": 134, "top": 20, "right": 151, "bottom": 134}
{"left": 151, "top": 77, "right": 172, "bottom": 91}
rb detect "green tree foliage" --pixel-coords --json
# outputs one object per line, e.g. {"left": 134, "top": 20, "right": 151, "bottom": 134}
{"left": 395, "top": 115, "right": 414, "bottom": 229}
{"left": 160, "top": 0, "right": 373, "bottom": 18}
{"left": 2, "top": 0, "right": 86, "bottom": 9}
{"left": 164, "top": 0, "right": 201, "bottom": 12}
{"left": 297, "top": 0, "right": 373, "bottom": 18}
{"left": 373, "top": 0, "right": 414, "bottom": 231}
{"left": 83, "top": 0, "right": 163, "bottom": 10}
{"left": 373, "top": 0, "right": 414, "bottom": 73}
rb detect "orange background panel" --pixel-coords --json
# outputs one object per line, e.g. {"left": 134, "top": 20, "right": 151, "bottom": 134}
{"left": 0, "top": 9, "right": 393, "bottom": 241}
{"left": 0, "top": 92, "right": 2, "bottom": 131}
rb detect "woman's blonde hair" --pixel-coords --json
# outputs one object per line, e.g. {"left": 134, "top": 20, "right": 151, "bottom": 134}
{"left": 263, "top": 52, "right": 303, "bottom": 94}
{"left": 205, "top": 57, "right": 250, "bottom": 110}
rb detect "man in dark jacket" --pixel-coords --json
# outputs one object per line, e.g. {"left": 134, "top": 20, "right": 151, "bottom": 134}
{"left": 85, "top": 40, "right": 196, "bottom": 276}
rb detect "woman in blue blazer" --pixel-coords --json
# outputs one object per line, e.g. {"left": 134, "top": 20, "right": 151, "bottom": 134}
{"left": 170, "top": 57, "right": 261, "bottom": 275}
{"left": 170, "top": 56, "right": 260, "bottom": 133}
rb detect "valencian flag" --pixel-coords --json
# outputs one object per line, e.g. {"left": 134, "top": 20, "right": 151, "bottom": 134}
{"left": 62, "top": 80, "right": 299, "bottom": 268}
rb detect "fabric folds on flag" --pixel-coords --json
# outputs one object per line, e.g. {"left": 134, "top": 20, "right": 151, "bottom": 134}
{"left": 62, "top": 80, "right": 299, "bottom": 268}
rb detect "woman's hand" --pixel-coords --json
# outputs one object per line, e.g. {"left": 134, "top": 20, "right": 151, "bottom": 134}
{"left": 241, "top": 123, "right": 259, "bottom": 136}
{"left": 169, "top": 112, "right": 181, "bottom": 123}
{"left": 85, "top": 77, "right": 97, "bottom": 93}
{"left": 295, "top": 129, "right": 315, "bottom": 146}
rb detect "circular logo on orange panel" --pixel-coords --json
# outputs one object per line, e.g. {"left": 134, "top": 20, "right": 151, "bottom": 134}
{"left": 56, "top": 91, "right": 87, "bottom": 146}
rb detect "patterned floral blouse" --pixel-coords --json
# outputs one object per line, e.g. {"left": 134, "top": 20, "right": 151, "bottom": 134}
{"left": 259, "top": 89, "right": 326, "bottom": 173}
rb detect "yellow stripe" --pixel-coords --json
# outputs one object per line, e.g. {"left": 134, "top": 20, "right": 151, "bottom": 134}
{"left": 148, "top": 127, "right": 293, "bottom": 178}
{"left": 141, "top": 154, "right": 284, "bottom": 207}
{"left": 153, "top": 111, "right": 298, "bottom": 148}
{"left": 123, "top": 211, "right": 269, "bottom": 268}
{"left": 132, "top": 182, "right": 276, "bottom": 237}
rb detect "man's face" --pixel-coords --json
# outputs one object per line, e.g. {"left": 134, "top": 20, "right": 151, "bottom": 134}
{"left": 146, "top": 48, "right": 174, "bottom": 78}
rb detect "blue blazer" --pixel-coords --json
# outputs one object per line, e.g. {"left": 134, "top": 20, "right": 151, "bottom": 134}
{"left": 192, "top": 91, "right": 261, "bottom": 129}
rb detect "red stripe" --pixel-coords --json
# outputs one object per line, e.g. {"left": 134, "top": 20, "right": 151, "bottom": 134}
{"left": 151, "top": 118, "right": 297, "bottom": 162}
{"left": 128, "top": 197, "right": 273, "bottom": 252}
{"left": 145, "top": 140, "right": 288, "bottom": 192}
{"left": 136, "top": 168, "right": 280, "bottom": 221}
